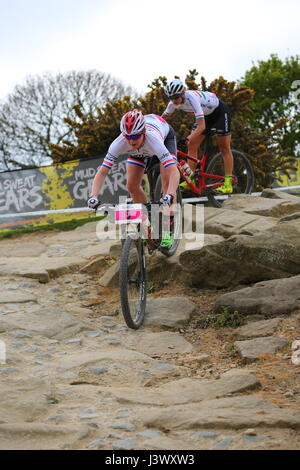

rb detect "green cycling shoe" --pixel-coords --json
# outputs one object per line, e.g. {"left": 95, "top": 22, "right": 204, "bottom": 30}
{"left": 215, "top": 184, "right": 233, "bottom": 194}
{"left": 179, "top": 177, "right": 196, "bottom": 190}
{"left": 160, "top": 231, "right": 173, "bottom": 249}
{"left": 215, "top": 175, "right": 233, "bottom": 194}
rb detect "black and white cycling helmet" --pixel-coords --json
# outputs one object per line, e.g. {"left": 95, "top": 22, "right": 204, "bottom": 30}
{"left": 164, "top": 79, "right": 185, "bottom": 99}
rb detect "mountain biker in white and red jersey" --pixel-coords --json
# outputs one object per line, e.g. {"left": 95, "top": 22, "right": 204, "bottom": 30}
{"left": 162, "top": 79, "right": 234, "bottom": 194}
{"left": 87, "top": 110, "right": 180, "bottom": 248}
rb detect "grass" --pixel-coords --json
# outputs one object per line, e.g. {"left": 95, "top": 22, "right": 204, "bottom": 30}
{"left": 47, "top": 395, "right": 60, "bottom": 405}
{"left": 0, "top": 215, "right": 105, "bottom": 241}
{"left": 147, "top": 281, "right": 156, "bottom": 294}
{"left": 200, "top": 306, "right": 247, "bottom": 329}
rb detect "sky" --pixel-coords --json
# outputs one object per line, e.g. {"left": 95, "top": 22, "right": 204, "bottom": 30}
{"left": 1, "top": 0, "right": 299, "bottom": 101}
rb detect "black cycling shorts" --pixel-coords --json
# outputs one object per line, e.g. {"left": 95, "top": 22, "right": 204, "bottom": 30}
{"left": 193, "top": 100, "right": 231, "bottom": 136}
{"left": 164, "top": 124, "right": 177, "bottom": 155}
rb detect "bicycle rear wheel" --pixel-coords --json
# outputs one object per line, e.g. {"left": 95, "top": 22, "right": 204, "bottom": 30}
{"left": 119, "top": 236, "right": 147, "bottom": 329}
{"left": 205, "top": 150, "right": 254, "bottom": 208}
{"left": 153, "top": 174, "right": 183, "bottom": 257}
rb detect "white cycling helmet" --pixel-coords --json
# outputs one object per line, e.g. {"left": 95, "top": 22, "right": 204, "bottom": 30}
{"left": 164, "top": 79, "right": 185, "bottom": 98}
{"left": 120, "top": 109, "right": 146, "bottom": 136}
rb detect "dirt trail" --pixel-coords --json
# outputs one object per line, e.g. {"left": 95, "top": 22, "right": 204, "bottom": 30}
{"left": 0, "top": 224, "right": 299, "bottom": 450}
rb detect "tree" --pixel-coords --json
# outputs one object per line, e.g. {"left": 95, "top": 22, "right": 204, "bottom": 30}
{"left": 50, "top": 96, "right": 139, "bottom": 163}
{"left": 241, "top": 54, "right": 300, "bottom": 156}
{"left": 0, "top": 70, "right": 136, "bottom": 170}
{"left": 50, "top": 69, "right": 297, "bottom": 189}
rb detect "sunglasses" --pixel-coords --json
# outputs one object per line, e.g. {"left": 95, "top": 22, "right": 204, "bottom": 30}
{"left": 124, "top": 133, "right": 143, "bottom": 141}
{"left": 170, "top": 93, "right": 183, "bottom": 100}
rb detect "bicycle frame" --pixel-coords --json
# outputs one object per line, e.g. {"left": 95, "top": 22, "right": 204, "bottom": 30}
{"left": 129, "top": 202, "right": 169, "bottom": 253}
{"left": 177, "top": 136, "right": 224, "bottom": 194}
{"left": 131, "top": 204, "right": 160, "bottom": 252}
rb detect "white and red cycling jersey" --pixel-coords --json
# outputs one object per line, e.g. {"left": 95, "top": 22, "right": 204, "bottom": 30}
{"left": 101, "top": 114, "right": 177, "bottom": 170}
{"left": 163, "top": 90, "right": 219, "bottom": 120}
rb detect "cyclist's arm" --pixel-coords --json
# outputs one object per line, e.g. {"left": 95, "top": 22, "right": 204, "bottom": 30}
{"left": 89, "top": 136, "right": 127, "bottom": 197}
{"left": 157, "top": 146, "right": 180, "bottom": 197}
{"left": 185, "top": 93, "right": 206, "bottom": 138}
{"left": 164, "top": 163, "right": 180, "bottom": 196}
{"left": 189, "top": 117, "right": 206, "bottom": 137}
{"left": 161, "top": 111, "right": 172, "bottom": 120}
{"left": 89, "top": 165, "right": 110, "bottom": 197}
{"left": 187, "top": 101, "right": 206, "bottom": 143}
{"left": 161, "top": 102, "right": 175, "bottom": 120}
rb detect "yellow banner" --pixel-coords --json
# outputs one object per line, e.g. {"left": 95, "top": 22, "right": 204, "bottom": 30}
{"left": 0, "top": 155, "right": 128, "bottom": 229}
{"left": 275, "top": 159, "right": 300, "bottom": 188}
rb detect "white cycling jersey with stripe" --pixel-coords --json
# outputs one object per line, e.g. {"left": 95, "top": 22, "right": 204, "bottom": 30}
{"left": 164, "top": 90, "right": 219, "bottom": 120}
{"left": 102, "top": 114, "right": 177, "bottom": 170}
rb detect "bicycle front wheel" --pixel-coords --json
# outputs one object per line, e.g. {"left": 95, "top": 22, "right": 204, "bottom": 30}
{"left": 119, "top": 236, "right": 147, "bottom": 329}
{"left": 206, "top": 150, "right": 254, "bottom": 208}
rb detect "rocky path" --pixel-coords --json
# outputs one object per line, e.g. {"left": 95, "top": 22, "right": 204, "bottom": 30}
{"left": 0, "top": 206, "right": 300, "bottom": 450}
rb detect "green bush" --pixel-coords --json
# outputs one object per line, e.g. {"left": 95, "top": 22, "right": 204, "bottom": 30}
{"left": 202, "top": 306, "right": 246, "bottom": 329}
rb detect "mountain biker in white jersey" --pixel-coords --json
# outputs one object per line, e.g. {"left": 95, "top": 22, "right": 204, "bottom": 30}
{"left": 162, "top": 79, "right": 234, "bottom": 194}
{"left": 87, "top": 109, "right": 180, "bottom": 248}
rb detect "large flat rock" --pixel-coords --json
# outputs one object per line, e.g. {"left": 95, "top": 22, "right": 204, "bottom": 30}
{"left": 56, "top": 349, "right": 154, "bottom": 371}
{"left": 141, "top": 435, "right": 199, "bottom": 451}
{"left": 0, "top": 292, "right": 37, "bottom": 303}
{"left": 179, "top": 219, "right": 300, "bottom": 288}
{"left": 98, "top": 234, "right": 222, "bottom": 288}
{"left": 102, "top": 371, "right": 260, "bottom": 406}
{"left": 0, "top": 257, "right": 86, "bottom": 282}
{"left": 234, "top": 318, "right": 282, "bottom": 339}
{"left": 42, "top": 231, "right": 99, "bottom": 243}
{"left": 144, "top": 297, "right": 198, "bottom": 328}
{"left": 141, "top": 395, "right": 300, "bottom": 430}
{"left": 0, "top": 378, "right": 51, "bottom": 423}
{"left": 204, "top": 206, "right": 278, "bottom": 238}
{"left": 0, "top": 423, "right": 90, "bottom": 450}
{"left": 134, "top": 331, "right": 194, "bottom": 356}
{"left": 215, "top": 276, "right": 300, "bottom": 316}
{"left": 223, "top": 194, "right": 300, "bottom": 218}
{"left": 0, "top": 307, "right": 86, "bottom": 339}
{"left": 235, "top": 336, "right": 289, "bottom": 361}
{"left": 0, "top": 242, "right": 46, "bottom": 257}
{"left": 262, "top": 188, "right": 300, "bottom": 202}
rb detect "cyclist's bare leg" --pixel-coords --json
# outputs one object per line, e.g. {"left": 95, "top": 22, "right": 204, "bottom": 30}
{"left": 126, "top": 164, "right": 147, "bottom": 203}
{"left": 187, "top": 134, "right": 206, "bottom": 172}
{"left": 216, "top": 135, "right": 234, "bottom": 175}
{"left": 160, "top": 165, "right": 180, "bottom": 236}
{"left": 160, "top": 164, "right": 179, "bottom": 204}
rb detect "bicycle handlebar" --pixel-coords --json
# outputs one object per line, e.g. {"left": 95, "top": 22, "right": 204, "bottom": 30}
{"left": 94, "top": 201, "right": 164, "bottom": 214}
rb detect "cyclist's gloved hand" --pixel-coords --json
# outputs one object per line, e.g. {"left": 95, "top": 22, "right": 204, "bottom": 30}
{"left": 160, "top": 194, "right": 174, "bottom": 206}
{"left": 87, "top": 196, "right": 100, "bottom": 209}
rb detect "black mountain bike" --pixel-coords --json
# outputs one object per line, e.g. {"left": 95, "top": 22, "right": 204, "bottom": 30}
{"left": 96, "top": 195, "right": 182, "bottom": 329}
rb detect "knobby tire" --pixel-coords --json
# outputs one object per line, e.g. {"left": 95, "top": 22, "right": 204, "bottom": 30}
{"left": 119, "top": 236, "right": 147, "bottom": 329}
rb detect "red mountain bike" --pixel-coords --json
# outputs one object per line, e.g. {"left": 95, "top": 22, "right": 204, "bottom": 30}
{"left": 148, "top": 131, "right": 254, "bottom": 208}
